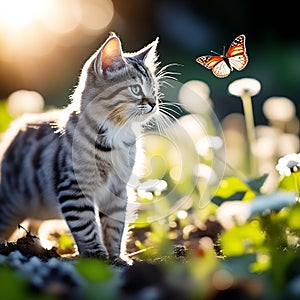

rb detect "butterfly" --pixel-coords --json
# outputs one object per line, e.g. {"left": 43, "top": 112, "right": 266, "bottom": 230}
{"left": 196, "top": 34, "right": 248, "bottom": 78}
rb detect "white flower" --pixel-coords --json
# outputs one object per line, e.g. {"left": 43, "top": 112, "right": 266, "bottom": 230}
{"left": 216, "top": 201, "right": 250, "bottom": 229}
{"left": 276, "top": 153, "right": 300, "bottom": 176}
{"left": 137, "top": 179, "right": 168, "bottom": 197}
{"left": 228, "top": 78, "right": 261, "bottom": 97}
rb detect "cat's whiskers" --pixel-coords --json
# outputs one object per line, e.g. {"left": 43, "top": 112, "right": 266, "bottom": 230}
{"left": 143, "top": 103, "right": 178, "bottom": 138}
{"left": 128, "top": 110, "right": 149, "bottom": 125}
{"left": 157, "top": 73, "right": 179, "bottom": 83}
{"left": 159, "top": 108, "right": 177, "bottom": 125}
{"left": 159, "top": 102, "right": 183, "bottom": 116}
{"left": 158, "top": 80, "right": 175, "bottom": 89}
{"left": 155, "top": 63, "right": 182, "bottom": 77}
{"left": 155, "top": 113, "right": 174, "bottom": 138}
{"left": 155, "top": 63, "right": 181, "bottom": 90}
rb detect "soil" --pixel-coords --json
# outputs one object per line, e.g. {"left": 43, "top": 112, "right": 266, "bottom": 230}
{"left": 0, "top": 218, "right": 225, "bottom": 263}
{"left": 0, "top": 231, "right": 59, "bottom": 260}
{"left": 0, "top": 219, "right": 227, "bottom": 300}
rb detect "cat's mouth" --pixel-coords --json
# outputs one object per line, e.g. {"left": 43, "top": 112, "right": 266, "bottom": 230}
{"left": 138, "top": 104, "right": 157, "bottom": 115}
{"left": 138, "top": 98, "right": 157, "bottom": 115}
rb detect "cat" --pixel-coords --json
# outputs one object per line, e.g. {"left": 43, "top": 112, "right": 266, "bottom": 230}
{"left": 0, "top": 32, "right": 166, "bottom": 262}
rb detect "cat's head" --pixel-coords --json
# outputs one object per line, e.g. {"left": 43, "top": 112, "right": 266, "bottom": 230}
{"left": 75, "top": 32, "right": 160, "bottom": 127}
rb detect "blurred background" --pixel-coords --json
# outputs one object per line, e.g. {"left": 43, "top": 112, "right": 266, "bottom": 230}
{"left": 0, "top": 0, "right": 299, "bottom": 190}
{"left": 1, "top": 3, "right": 300, "bottom": 295}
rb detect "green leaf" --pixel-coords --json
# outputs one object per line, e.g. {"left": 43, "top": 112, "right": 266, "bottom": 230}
{"left": 287, "top": 204, "right": 300, "bottom": 229}
{"left": 214, "top": 177, "right": 249, "bottom": 198}
{"left": 0, "top": 266, "right": 53, "bottom": 300}
{"left": 211, "top": 177, "right": 256, "bottom": 206}
{"left": 211, "top": 191, "right": 246, "bottom": 206}
{"left": 0, "top": 101, "right": 13, "bottom": 133}
{"left": 221, "top": 254, "right": 258, "bottom": 276}
{"left": 75, "top": 258, "right": 112, "bottom": 282}
{"left": 220, "top": 221, "right": 265, "bottom": 256}
{"left": 279, "top": 172, "right": 300, "bottom": 193}
{"left": 244, "top": 174, "right": 268, "bottom": 194}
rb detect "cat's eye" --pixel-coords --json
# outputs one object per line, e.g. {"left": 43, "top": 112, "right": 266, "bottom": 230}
{"left": 128, "top": 85, "right": 143, "bottom": 99}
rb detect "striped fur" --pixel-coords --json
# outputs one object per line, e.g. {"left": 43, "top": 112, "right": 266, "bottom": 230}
{"left": 0, "top": 33, "right": 161, "bottom": 260}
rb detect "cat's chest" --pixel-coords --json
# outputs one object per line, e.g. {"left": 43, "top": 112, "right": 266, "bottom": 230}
{"left": 93, "top": 144, "right": 136, "bottom": 189}
{"left": 107, "top": 143, "right": 136, "bottom": 171}
{"left": 99, "top": 128, "right": 136, "bottom": 170}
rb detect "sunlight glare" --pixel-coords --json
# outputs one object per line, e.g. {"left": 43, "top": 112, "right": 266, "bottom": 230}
{"left": 0, "top": 0, "right": 48, "bottom": 29}
{"left": 80, "top": 0, "right": 114, "bottom": 32}
{"left": 41, "top": 0, "right": 81, "bottom": 34}
{"left": 0, "top": 0, "right": 114, "bottom": 61}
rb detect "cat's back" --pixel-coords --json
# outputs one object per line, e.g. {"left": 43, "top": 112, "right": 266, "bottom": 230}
{"left": 0, "top": 110, "right": 66, "bottom": 208}
{"left": 0, "top": 110, "right": 64, "bottom": 162}
{"left": 0, "top": 110, "right": 70, "bottom": 238}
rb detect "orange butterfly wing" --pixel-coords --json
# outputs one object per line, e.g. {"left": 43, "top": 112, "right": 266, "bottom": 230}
{"left": 196, "top": 55, "right": 224, "bottom": 69}
{"left": 226, "top": 34, "right": 248, "bottom": 71}
{"left": 196, "top": 56, "right": 231, "bottom": 78}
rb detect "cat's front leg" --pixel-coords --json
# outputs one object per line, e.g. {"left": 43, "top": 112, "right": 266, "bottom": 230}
{"left": 57, "top": 180, "right": 109, "bottom": 259}
{"left": 71, "top": 217, "right": 109, "bottom": 260}
{"left": 99, "top": 192, "right": 127, "bottom": 261}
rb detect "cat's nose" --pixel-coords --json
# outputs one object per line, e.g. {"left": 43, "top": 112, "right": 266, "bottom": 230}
{"left": 146, "top": 98, "right": 156, "bottom": 109}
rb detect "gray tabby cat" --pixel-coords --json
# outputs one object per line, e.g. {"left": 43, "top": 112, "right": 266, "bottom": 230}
{"left": 0, "top": 32, "right": 162, "bottom": 262}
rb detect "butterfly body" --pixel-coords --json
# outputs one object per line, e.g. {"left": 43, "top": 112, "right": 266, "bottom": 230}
{"left": 220, "top": 55, "right": 232, "bottom": 71}
{"left": 196, "top": 34, "right": 248, "bottom": 78}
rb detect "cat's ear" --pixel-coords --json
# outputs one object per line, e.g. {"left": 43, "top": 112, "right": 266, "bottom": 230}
{"left": 96, "top": 32, "right": 126, "bottom": 74}
{"left": 132, "top": 37, "right": 159, "bottom": 73}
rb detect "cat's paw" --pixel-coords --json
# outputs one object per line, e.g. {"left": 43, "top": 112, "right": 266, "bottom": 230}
{"left": 110, "top": 256, "right": 130, "bottom": 267}
{"left": 81, "top": 250, "right": 109, "bottom": 260}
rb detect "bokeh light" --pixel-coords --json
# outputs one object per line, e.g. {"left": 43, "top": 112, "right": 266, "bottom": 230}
{"left": 263, "top": 97, "right": 296, "bottom": 123}
{"left": 0, "top": 0, "right": 114, "bottom": 61}
{"left": 179, "top": 80, "right": 212, "bottom": 114}
{"left": 7, "top": 90, "right": 44, "bottom": 117}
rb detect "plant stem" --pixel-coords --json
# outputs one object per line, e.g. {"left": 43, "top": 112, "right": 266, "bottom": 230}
{"left": 241, "top": 92, "right": 257, "bottom": 178}
{"left": 293, "top": 173, "right": 300, "bottom": 202}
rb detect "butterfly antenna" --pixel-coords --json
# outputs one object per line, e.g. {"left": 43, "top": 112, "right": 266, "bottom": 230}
{"left": 222, "top": 45, "right": 226, "bottom": 56}
{"left": 210, "top": 50, "right": 221, "bottom": 56}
